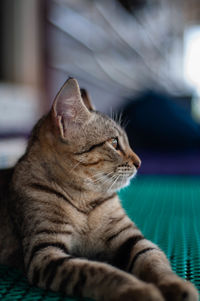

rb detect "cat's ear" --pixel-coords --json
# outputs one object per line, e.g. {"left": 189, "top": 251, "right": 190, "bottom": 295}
{"left": 80, "top": 89, "right": 95, "bottom": 111}
{"left": 52, "top": 78, "right": 91, "bottom": 138}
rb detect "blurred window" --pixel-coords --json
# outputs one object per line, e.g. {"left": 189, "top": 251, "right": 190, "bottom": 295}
{"left": 184, "top": 26, "right": 200, "bottom": 121}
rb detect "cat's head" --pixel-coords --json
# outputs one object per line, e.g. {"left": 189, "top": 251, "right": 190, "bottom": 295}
{"left": 43, "top": 78, "right": 141, "bottom": 193}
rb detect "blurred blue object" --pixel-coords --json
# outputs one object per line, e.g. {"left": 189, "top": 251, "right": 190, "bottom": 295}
{"left": 121, "top": 91, "right": 200, "bottom": 151}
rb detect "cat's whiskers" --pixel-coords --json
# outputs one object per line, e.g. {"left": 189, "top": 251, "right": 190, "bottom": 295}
{"left": 110, "top": 110, "right": 124, "bottom": 127}
{"left": 92, "top": 171, "right": 114, "bottom": 184}
{"left": 116, "top": 112, "right": 123, "bottom": 126}
{"left": 92, "top": 171, "right": 107, "bottom": 179}
{"left": 121, "top": 118, "right": 130, "bottom": 130}
{"left": 69, "top": 160, "right": 83, "bottom": 173}
{"left": 108, "top": 174, "right": 120, "bottom": 192}
{"left": 109, "top": 107, "right": 114, "bottom": 121}
{"left": 100, "top": 174, "right": 116, "bottom": 190}
{"left": 93, "top": 169, "right": 113, "bottom": 176}
{"left": 109, "top": 108, "right": 129, "bottom": 129}
{"left": 93, "top": 176, "right": 107, "bottom": 184}
{"left": 93, "top": 175, "right": 111, "bottom": 187}
{"left": 95, "top": 171, "right": 113, "bottom": 180}
{"left": 120, "top": 173, "right": 124, "bottom": 187}
{"left": 92, "top": 170, "right": 112, "bottom": 180}
{"left": 121, "top": 173, "right": 128, "bottom": 189}
{"left": 100, "top": 174, "right": 115, "bottom": 187}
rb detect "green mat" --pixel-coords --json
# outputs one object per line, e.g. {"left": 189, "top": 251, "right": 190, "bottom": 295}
{"left": 0, "top": 176, "right": 199, "bottom": 300}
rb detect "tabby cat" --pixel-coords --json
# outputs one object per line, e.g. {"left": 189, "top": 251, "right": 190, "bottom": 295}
{"left": 0, "top": 78, "right": 198, "bottom": 301}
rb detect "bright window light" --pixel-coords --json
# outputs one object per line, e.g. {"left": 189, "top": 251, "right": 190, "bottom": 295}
{"left": 184, "top": 26, "right": 200, "bottom": 95}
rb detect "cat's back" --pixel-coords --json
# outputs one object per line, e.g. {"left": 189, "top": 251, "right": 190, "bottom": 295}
{"left": 0, "top": 168, "right": 23, "bottom": 268}
{"left": 0, "top": 167, "right": 14, "bottom": 222}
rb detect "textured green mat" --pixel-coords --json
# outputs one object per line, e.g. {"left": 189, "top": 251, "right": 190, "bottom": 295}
{"left": 0, "top": 176, "right": 199, "bottom": 300}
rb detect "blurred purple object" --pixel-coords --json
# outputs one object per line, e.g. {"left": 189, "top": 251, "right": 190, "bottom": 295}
{"left": 138, "top": 150, "right": 200, "bottom": 175}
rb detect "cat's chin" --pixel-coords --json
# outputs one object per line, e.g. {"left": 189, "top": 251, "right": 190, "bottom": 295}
{"left": 118, "top": 178, "right": 131, "bottom": 190}
{"left": 113, "top": 172, "right": 137, "bottom": 192}
{"left": 91, "top": 171, "right": 137, "bottom": 193}
{"left": 118, "top": 171, "right": 137, "bottom": 189}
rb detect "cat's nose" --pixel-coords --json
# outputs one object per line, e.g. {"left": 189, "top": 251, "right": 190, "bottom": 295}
{"left": 134, "top": 160, "right": 141, "bottom": 169}
{"left": 128, "top": 152, "right": 141, "bottom": 169}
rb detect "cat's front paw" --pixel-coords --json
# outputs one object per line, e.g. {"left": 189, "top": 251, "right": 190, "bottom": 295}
{"left": 111, "top": 283, "right": 165, "bottom": 301}
{"left": 158, "top": 277, "right": 199, "bottom": 301}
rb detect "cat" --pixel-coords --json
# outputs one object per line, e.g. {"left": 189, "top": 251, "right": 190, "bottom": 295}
{"left": 0, "top": 78, "right": 198, "bottom": 301}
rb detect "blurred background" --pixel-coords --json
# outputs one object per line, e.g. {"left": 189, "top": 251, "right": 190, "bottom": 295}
{"left": 0, "top": 0, "right": 200, "bottom": 174}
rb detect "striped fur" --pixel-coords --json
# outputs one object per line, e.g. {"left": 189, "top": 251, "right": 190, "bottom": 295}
{"left": 0, "top": 78, "right": 198, "bottom": 301}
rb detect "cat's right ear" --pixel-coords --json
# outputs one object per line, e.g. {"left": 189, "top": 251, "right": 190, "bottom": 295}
{"left": 51, "top": 78, "right": 91, "bottom": 138}
{"left": 80, "top": 89, "right": 95, "bottom": 111}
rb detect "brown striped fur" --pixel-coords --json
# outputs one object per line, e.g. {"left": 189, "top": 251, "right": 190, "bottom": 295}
{"left": 0, "top": 78, "right": 198, "bottom": 301}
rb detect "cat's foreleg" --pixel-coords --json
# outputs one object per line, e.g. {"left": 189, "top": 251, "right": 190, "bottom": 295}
{"left": 25, "top": 245, "right": 164, "bottom": 301}
{"left": 129, "top": 237, "right": 198, "bottom": 301}
{"left": 110, "top": 224, "right": 198, "bottom": 301}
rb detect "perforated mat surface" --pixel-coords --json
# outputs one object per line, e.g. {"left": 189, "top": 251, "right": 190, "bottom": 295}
{"left": 0, "top": 176, "right": 199, "bottom": 300}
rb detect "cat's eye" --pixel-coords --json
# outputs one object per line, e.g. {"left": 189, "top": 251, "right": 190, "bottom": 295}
{"left": 110, "top": 138, "right": 119, "bottom": 150}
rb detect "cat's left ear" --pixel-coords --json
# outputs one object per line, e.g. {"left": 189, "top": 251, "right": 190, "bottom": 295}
{"left": 52, "top": 78, "right": 91, "bottom": 138}
{"left": 80, "top": 89, "right": 95, "bottom": 111}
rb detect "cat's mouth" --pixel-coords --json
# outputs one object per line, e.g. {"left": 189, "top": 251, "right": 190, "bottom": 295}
{"left": 101, "top": 169, "right": 136, "bottom": 191}
{"left": 92, "top": 166, "right": 137, "bottom": 192}
{"left": 115, "top": 170, "right": 137, "bottom": 190}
